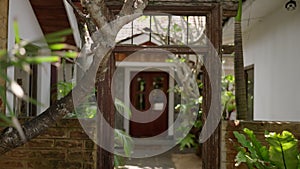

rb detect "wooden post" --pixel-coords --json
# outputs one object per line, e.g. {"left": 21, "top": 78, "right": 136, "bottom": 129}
{"left": 202, "top": 3, "right": 222, "bottom": 169}
{"left": 0, "top": 0, "right": 9, "bottom": 113}
{"left": 97, "top": 55, "right": 115, "bottom": 169}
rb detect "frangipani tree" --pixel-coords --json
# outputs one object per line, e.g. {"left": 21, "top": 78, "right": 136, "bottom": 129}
{"left": 0, "top": 0, "right": 149, "bottom": 155}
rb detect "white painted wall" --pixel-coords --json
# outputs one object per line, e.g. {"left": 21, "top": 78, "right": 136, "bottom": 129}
{"left": 243, "top": 5, "right": 300, "bottom": 121}
{"left": 8, "top": 0, "right": 50, "bottom": 115}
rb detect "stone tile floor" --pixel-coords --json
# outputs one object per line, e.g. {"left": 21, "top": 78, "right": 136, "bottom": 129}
{"left": 117, "top": 146, "right": 202, "bottom": 169}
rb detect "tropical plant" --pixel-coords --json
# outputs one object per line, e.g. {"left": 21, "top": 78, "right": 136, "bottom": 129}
{"left": 174, "top": 82, "right": 202, "bottom": 151}
{"left": 222, "top": 74, "right": 236, "bottom": 120}
{"left": 234, "top": 128, "right": 300, "bottom": 169}
{"left": 176, "top": 74, "right": 236, "bottom": 153}
{"left": 114, "top": 129, "right": 133, "bottom": 167}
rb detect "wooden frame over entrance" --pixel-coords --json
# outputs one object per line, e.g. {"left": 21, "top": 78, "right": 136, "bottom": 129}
{"left": 28, "top": 1, "right": 238, "bottom": 169}
{"left": 98, "top": 2, "right": 236, "bottom": 169}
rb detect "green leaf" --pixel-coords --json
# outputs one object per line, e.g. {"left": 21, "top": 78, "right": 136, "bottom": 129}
{"left": 233, "top": 130, "right": 258, "bottom": 158}
{"left": 114, "top": 129, "right": 133, "bottom": 157}
{"left": 114, "top": 98, "right": 132, "bottom": 118}
{"left": 63, "top": 51, "right": 78, "bottom": 59}
{"left": 45, "top": 37, "right": 66, "bottom": 44}
{"left": 235, "top": 0, "right": 243, "bottom": 21}
{"left": 23, "top": 56, "right": 60, "bottom": 64}
{"left": 44, "top": 29, "right": 73, "bottom": 41}
{"left": 178, "top": 133, "right": 197, "bottom": 150}
{"left": 0, "top": 113, "right": 12, "bottom": 126}
{"left": 243, "top": 128, "right": 269, "bottom": 161}
{"left": 0, "top": 49, "right": 7, "bottom": 58}
{"left": 266, "top": 131, "right": 299, "bottom": 169}
{"left": 13, "top": 20, "right": 20, "bottom": 43}
{"left": 49, "top": 44, "right": 68, "bottom": 50}
{"left": 235, "top": 151, "right": 247, "bottom": 167}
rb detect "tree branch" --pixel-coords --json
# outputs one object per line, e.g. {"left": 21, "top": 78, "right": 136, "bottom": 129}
{"left": 66, "top": 0, "right": 87, "bottom": 18}
{"left": 119, "top": 0, "right": 149, "bottom": 17}
{"left": 119, "top": 0, "right": 135, "bottom": 16}
{"left": 94, "top": 0, "right": 115, "bottom": 21}
{"left": 0, "top": 92, "right": 74, "bottom": 155}
{"left": 83, "top": 0, "right": 115, "bottom": 28}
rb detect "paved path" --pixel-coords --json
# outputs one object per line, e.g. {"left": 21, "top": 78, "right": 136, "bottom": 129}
{"left": 117, "top": 147, "right": 202, "bottom": 169}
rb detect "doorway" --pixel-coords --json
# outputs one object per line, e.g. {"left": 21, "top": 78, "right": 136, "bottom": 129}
{"left": 129, "top": 71, "right": 169, "bottom": 137}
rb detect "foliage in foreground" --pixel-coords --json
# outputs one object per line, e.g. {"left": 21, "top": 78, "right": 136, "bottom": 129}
{"left": 0, "top": 21, "right": 77, "bottom": 140}
{"left": 178, "top": 74, "right": 236, "bottom": 151}
{"left": 234, "top": 128, "right": 300, "bottom": 169}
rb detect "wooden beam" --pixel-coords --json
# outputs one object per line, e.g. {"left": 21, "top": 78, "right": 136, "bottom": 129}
{"left": 97, "top": 55, "right": 115, "bottom": 169}
{"left": 222, "top": 45, "right": 234, "bottom": 55}
{"left": 114, "top": 45, "right": 209, "bottom": 54}
{"left": 106, "top": 0, "right": 238, "bottom": 16}
{"left": 202, "top": 3, "right": 222, "bottom": 169}
{"left": 0, "top": 0, "right": 9, "bottom": 113}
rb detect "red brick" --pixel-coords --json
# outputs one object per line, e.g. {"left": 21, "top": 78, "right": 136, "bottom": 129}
{"left": 57, "top": 161, "right": 82, "bottom": 169}
{"left": 26, "top": 139, "right": 54, "bottom": 148}
{"left": 57, "top": 119, "right": 81, "bottom": 127}
{"left": 83, "top": 151, "right": 95, "bottom": 162}
{"left": 67, "top": 150, "right": 95, "bottom": 162}
{"left": 4, "top": 149, "right": 38, "bottom": 159}
{"left": 27, "top": 160, "right": 59, "bottom": 169}
{"left": 0, "top": 160, "right": 25, "bottom": 168}
{"left": 67, "top": 150, "right": 83, "bottom": 161}
{"left": 84, "top": 140, "right": 96, "bottom": 149}
{"left": 55, "top": 139, "right": 83, "bottom": 148}
{"left": 39, "top": 127, "right": 68, "bottom": 139}
{"left": 83, "top": 163, "right": 95, "bottom": 169}
{"left": 69, "top": 129, "right": 89, "bottom": 139}
{"left": 38, "top": 150, "right": 66, "bottom": 159}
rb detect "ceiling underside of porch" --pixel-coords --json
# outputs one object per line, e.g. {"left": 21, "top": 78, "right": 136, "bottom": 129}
{"left": 29, "top": 0, "right": 238, "bottom": 47}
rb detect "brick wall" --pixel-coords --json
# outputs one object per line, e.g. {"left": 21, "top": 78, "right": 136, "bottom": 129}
{"left": 0, "top": 118, "right": 97, "bottom": 169}
{"left": 0, "top": 0, "right": 8, "bottom": 113}
{"left": 221, "top": 120, "right": 300, "bottom": 169}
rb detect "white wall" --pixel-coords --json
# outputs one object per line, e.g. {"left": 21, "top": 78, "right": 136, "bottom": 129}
{"left": 243, "top": 5, "right": 300, "bottom": 121}
{"left": 8, "top": 0, "right": 50, "bottom": 115}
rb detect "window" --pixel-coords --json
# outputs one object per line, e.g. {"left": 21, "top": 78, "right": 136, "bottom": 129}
{"left": 245, "top": 64, "right": 254, "bottom": 120}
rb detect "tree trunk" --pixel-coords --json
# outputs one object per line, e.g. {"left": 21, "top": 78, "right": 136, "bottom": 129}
{"left": 234, "top": 0, "right": 248, "bottom": 120}
{"left": 0, "top": 0, "right": 148, "bottom": 156}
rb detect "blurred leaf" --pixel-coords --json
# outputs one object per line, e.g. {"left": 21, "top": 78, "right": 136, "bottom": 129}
{"left": 0, "top": 50, "right": 7, "bottom": 58}
{"left": 25, "top": 96, "right": 44, "bottom": 107}
{"left": 13, "top": 20, "right": 20, "bottom": 43}
{"left": 0, "top": 113, "right": 12, "bottom": 126}
{"left": 45, "top": 37, "right": 66, "bottom": 44}
{"left": 24, "top": 56, "right": 60, "bottom": 64}
{"left": 44, "top": 29, "right": 73, "bottom": 42}
{"left": 115, "top": 129, "right": 133, "bottom": 157}
{"left": 63, "top": 51, "right": 78, "bottom": 59}
{"left": 114, "top": 98, "right": 132, "bottom": 118}
{"left": 178, "top": 133, "right": 197, "bottom": 150}
{"left": 49, "top": 44, "right": 68, "bottom": 50}
{"left": 10, "top": 81, "right": 24, "bottom": 98}
{"left": 12, "top": 116, "right": 26, "bottom": 141}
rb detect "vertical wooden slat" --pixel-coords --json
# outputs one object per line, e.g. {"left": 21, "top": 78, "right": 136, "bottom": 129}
{"left": 97, "top": 55, "right": 115, "bottom": 169}
{"left": 202, "top": 3, "right": 222, "bottom": 169}
{"left": 0, "top": 0, "right": 9, "bottom": 113}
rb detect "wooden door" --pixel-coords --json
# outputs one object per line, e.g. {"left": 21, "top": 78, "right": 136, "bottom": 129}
{"left": 130, "top": 71, "right": 169, "bottom": 137}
